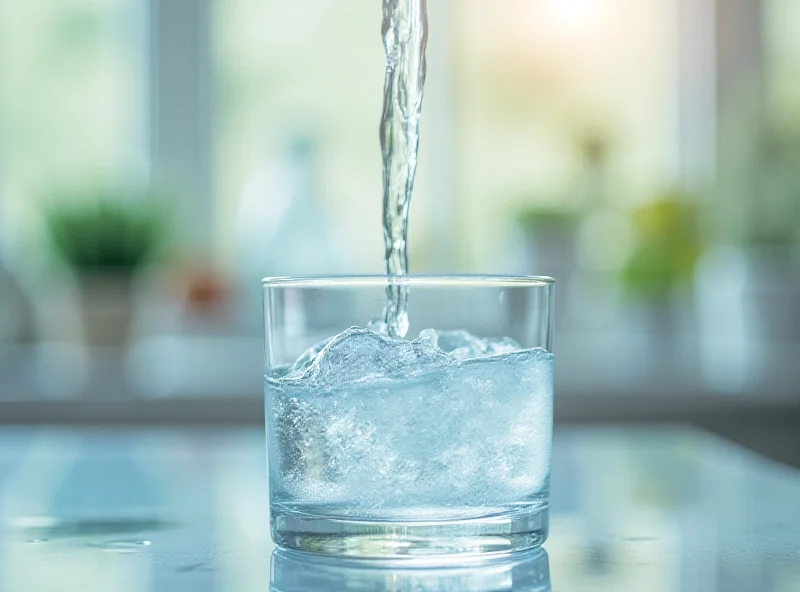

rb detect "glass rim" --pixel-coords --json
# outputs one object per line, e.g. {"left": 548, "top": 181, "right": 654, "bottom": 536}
{"left": 262, "top": 274, "right": 555, "bottom": 288}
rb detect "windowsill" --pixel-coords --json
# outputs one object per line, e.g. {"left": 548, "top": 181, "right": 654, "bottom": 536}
{"left": 2, "top": 331, "right": 798, "bottom": 407}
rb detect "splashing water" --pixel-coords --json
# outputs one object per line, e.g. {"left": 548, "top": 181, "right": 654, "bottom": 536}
{"left": 266, "top": 327, "right": 554, "bottom": 515}
{"left": 380, "top": 0, "right": 428, "bottom": 338}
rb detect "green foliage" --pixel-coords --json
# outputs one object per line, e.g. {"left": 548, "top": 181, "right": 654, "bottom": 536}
{"left": 620, "top": 195, "right": 702, "bottom": 303}
{"left": 516, "top": 207, "right": 579, "bottom": 234}
{"left": 43, "top": 189, "right": 169, "bottom": 273}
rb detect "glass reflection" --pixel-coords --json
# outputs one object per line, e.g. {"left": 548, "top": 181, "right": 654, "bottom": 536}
{"left": 270, "top": 547, "right": 551, "bottom": 592}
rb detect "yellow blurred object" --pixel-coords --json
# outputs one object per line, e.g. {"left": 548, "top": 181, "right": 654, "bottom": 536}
{"left": 621, "top": 194, "right": 702, "bottom": 302}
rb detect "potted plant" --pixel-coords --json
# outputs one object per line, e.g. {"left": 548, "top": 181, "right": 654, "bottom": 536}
{"left": 738, "top": 128, "right": 800, "bottom": 342}
{"left": 514, "top": 205, "right": 582, "bottom": 329}
{"left": 516, "top": 207, "right": 581, "bottom": 276}
{"left": 44, "top": 190, "right": 167, "bottom": 345}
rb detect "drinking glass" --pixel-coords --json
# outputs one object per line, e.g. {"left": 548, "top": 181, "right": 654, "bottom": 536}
{"left": 263, "top": 275, "right": 554, "bottom": 558}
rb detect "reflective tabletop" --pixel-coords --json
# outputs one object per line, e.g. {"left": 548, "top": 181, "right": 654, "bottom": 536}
{"left": 0, "top": 425, "right": 798, "bottom": 591}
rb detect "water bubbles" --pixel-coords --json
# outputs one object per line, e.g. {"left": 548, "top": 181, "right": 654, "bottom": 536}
{"left": 266, "top": 327, "right": 553, "bottom": 517}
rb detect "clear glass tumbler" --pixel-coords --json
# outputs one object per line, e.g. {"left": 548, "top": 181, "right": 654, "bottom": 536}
{"left": 263, "top": 275, "right": 554, "bottom": 558}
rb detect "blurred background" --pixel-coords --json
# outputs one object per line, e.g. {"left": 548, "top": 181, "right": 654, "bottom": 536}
{"left": 0, "top": 0, "right": 799, "bottom": 420}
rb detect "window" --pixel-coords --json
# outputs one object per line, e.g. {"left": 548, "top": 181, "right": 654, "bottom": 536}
{"left": 765, "top": 0, "right": 800, "bottom": 122}
{"left": 452, "top": 0, "right": 680, "bottom": 269}
{"left": 0, "top": 0, "right": 146, "bottom": 250}
{"left": 213, "top": 0, "right": 454, "bottom": 272}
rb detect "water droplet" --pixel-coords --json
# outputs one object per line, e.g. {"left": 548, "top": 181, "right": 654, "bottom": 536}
{"left": 99, "top": 540, "right": 152, "bottom": 553}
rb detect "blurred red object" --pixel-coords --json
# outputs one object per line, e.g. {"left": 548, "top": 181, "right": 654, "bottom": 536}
{"left": 171, "top": 264, "right": 230, "bottom": 316}
{"left": 187, "top": 274, "right": 227, "bottom": 308}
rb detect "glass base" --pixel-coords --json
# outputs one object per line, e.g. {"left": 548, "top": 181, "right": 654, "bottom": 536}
{"left": 271, "top": 504, "right": 549, "bottom": 558}
{"left": 270, "top": 547, "right": 552, "bottom": 591}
